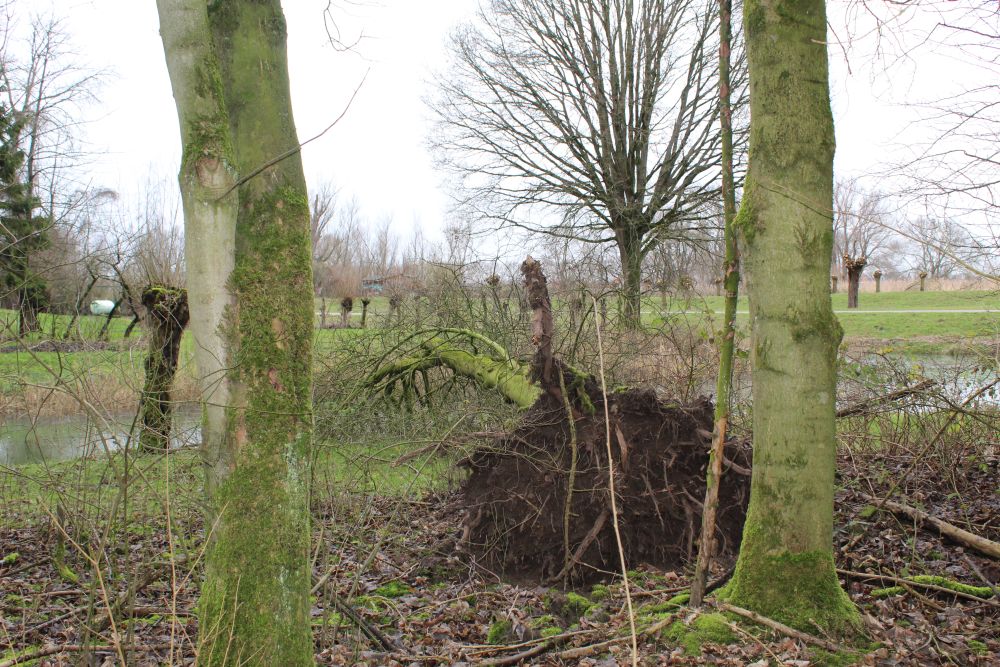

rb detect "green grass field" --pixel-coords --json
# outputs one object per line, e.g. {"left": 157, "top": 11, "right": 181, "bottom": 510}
{"left": 647, "top": 289, "right": 999, "bottom": 340}
{"left": 2, "top": 289, "right": 997, "bottom": 412}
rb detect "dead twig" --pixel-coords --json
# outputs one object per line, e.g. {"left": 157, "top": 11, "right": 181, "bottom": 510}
{"left": 0, "top": 642, "right": 175, "bottom": 667}
{"left": 544, "top": 508, "right": 610, "bottom": 585}
{"left": 479, "top": 641, "right": 553, "bottom": 666}
{"left": 836, "top": 379, "right": 936, "bottom": 418}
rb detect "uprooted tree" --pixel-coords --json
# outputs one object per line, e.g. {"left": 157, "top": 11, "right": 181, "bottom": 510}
{"left": 368, "top": 257, "right": 751, "bottom": 583}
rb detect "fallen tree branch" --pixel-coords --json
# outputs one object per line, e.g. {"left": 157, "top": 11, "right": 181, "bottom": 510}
{"left": 479, "top": 641, "right": 553, "bottom": 666}
{"left": 545, "top": 508, "right": 610, "bottom": 585}
{"left": 713, "top": 601, "right": 843, "bottom": 652}
{"left": 0, "top": 643, "right": 175, "bottom": 667}
{"left": 857, "top": 492, "right": 1000, "bottom": 560}
{"left": 837, "top": 569, "right": 1000, "bottom": 607}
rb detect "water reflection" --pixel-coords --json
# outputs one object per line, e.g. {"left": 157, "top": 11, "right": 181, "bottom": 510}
{"left": 1, "top": 411, "right": 201, "bottom": 465}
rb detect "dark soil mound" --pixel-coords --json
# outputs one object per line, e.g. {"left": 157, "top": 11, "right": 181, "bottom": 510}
{"left": 458, "top": 368, "right": 751, "bottom": 584}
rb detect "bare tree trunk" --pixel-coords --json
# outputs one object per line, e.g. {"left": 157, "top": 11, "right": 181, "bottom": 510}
{"left": 830, "top": 275, "right": 838, "bottom": 294}
{"left": 919, "top": 271, "right": 927, "bottom": 291}
{"left": 340, "top": 296, "right": 353, "bottom": 327}
{"left": 389, "top": 293, "right": 401, "bottom": 323}
{"left": 720, "top": 0, "right": 859, "bottom": 635}
{"left": 844, "top": 256, "right": 866, "bottom": 309}
{"left": 123, "top": 315, "right": 140, "bottom": 339}
{"left": 63, "top": 270, "right": 99, "bottom": 339}
{"left": 97, "top": 292, "right": 123, "bottom": 341}
{"left": 873, "top": 270, "right": 882, "bottom": 293}
{"left": 846, "top": 266, "right": 862, "bottom": 308}
{"left": 617, "top": 230, "right": 644, "bottom": 330}
{"left": 138, "top": 285, "right": 189, "bottom": 452}
{"left": 17, "top": 290, "right": 39, "bottom": 337}
{"left": 360, "top": 297, "right": 370, "bottom": 328}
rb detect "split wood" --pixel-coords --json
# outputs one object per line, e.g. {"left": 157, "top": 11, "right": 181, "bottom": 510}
{"left": 857, "top": 491, "right": 1000, "bottom": 560}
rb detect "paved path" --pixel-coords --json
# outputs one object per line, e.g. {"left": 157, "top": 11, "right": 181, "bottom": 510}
{"left": 671, "top": 309, "right": 998, "bottom": 315}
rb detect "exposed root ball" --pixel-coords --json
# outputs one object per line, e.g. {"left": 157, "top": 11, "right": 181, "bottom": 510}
{"left": 458, "top": 375, "right": 751, "bottom": 583}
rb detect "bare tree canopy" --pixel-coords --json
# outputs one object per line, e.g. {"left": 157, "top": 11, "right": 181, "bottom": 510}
{"left": 430, "top": 0, "right": 746, "bottom": 326}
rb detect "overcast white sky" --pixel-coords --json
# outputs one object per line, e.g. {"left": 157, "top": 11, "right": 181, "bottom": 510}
{"left": 39, "top": 0, "right": 989, "bottom": 245}
{"left": 59, "top": 0, "right": 479, "bottom": 243}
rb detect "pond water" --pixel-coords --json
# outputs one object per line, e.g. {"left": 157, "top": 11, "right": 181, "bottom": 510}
{"left": 850, "top": 353, "right": 999, "bottom": 407}
{"left": 0, "top": 410, "right": 201, "bottom": 466}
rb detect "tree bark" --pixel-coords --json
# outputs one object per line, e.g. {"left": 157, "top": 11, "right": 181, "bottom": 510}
{"left": 360, "top": 297, "right": 370, "bottom": 328}
{"left": 157, "top": 1, "right": 314, "bottom": 664}
{"left": 720, "top": 0, "right": 859, "bottom": 635}
{"left": 97, "top": 293, "right": 123, "bottom": 341}
{"left": 138, "top": 285, "right": 189, "bottom": 452}
{"left": 17, "top": 285, "right": 40, "bottom": 336}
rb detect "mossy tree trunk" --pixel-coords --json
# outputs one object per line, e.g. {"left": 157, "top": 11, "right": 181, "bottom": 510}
{"left": 138, "top": 285, "right": 190, "bottom": 452}
{"left": 157, "top": 1, "right": 314, "bottom": 665}
{"left": 720, "top": 0, "right": 859, "bottom": 634}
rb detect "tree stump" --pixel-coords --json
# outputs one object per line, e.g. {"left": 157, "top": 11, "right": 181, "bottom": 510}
{"left": 340, "top": 296, "right": 353, "bottom": 327}
{"left": 873, "top": 270, "right": 882, "bottom": 293}
{"left": 139, "top": 285, "right": 189, "bottom": 452}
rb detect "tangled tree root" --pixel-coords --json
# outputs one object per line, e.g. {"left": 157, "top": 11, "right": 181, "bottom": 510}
{"left": 457, "top": 363, "right": 752, "bottom": 584}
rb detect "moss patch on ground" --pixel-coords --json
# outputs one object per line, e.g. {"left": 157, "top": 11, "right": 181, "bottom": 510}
{"left": 663, "top": 612, "right": 736, "bottom": 655}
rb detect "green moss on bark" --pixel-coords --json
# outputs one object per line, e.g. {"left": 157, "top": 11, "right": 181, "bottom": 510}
{"left": 719, "top": 549, "right": 859, "bottom": 634}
